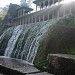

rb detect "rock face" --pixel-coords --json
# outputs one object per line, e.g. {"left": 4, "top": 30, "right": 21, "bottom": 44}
{"left": 47, "top": 54, "right": 75, "bottom": 75}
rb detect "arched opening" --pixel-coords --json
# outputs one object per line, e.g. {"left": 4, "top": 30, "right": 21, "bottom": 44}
{"left": 37, "top": 4, "right": 41, "bottom": 11}
{"left": 54, "top": 0, "right": 58, "bottom": 4}
{"left": 45, "top": 1, "right": 48, "bottom": 7}
{"left": 50, "top": 0, "right": 53, "bottom": 5}
{"left": 41, "top": 2, "right": 43, "bottom": 8}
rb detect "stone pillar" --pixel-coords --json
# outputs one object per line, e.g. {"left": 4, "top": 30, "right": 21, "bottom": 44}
{"left": 36, "top": 5, "right": 37, "bottom": 11}
{"left": 52, "top": 11, "right": 54, "bottom": 19}
{"left": 20, "top": 20, "right": 21, "bottom": 25}
{"left": 21, "top": 19, "right": 23, "bottom": 25}
{"left": 39, "top": 15, "right": 40, "bottom": 22}
{"left": 23, "top": 9, "right": 24, "bottom": 16}
{"left": 40, "top": 3, "right": 41, "bottom": 10}
{"left": 43, "top": 1, "right": 45, "bottom": 9}
{"left": 21, "top": 10, "right": 22, "bottom": 16}
{"left": 57, "top": 10, "right": 59, "bottom": 17}
{"left": 18, "top": 20, "right": 19, "bottom": 25}
{"left": 32, "top": 16, "right": 33, "bottom": 23}
{"left": 17, "top": 20, "right": 19, "bottom": 25}
{"left": 48, "top": 12, "right": 50, "bottom": 20}
{"left": 19, "top": 20, "right": 20, "bottom": 25}
{"left": 43, "top": 14, "right": 44, "bottom": 21}
{"left": 48, "top": 0, "right": 50, "bottom": 6}
{"left": 58, "top": 0, "right": 60, "bottom": 3}
{"left": 19, "top": 19, "right": 20, "bottom": 25}
{"left": 63, "top": 7, "right": 65, "bottom": 17}
{"left": 16, "top": 20, "right": 18, "bottom": 25}
{"left": 14, "top": 21, "right": 16, "bottom": 25}
{"left": 17, "top": 20, "right": 18, "bottom": 25}
{"left": 28, "top": 18, "right": 30, "bottom": 24}
{"left": 53, "top": 0, "right": 54, "bottom": 4}
{"left": 22, "top": 19, "right": 23, "bottom": 25}
{"left": 23, "top": 18, "right": 25, "bottom": 24}
{"left": 25, "top": 19, "right": 26, "bottom": 24}
{"left": 23, "top": 19, "right": 25, "bottom": 24}
{"left": 70, "top": 5, "right": 72, "bottom": 14}
{"left": 35, "top": 17, "right": 36, "bottom": 23}
{"left": 18, "top": 11, "right": 19, "bottom": 17}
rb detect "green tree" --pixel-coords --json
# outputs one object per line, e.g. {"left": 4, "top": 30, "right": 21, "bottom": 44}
{"left": 0, "top": 5, "right": 9, "bottom": 25}
{"left": 3, "top": 5, "right": 9, "bottom": 15}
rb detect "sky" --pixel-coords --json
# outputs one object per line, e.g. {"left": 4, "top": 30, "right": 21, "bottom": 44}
{"left": 0, "top": 0, "right": 20, "bottom": 7}
{"left": 0, "top": 0, "right": 36, "bottom": 11}
{"left": 0, "top": 0, "right": 74, "bottom": 11}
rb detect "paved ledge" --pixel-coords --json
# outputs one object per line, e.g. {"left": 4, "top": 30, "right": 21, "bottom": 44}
{"left": 0, "top": 56, "right": 40, "bottom": 75}
{"left": 48, "top": 54, "right": 75, "bottom": 59}
{"left": 26, "top": 72, "right": 54, "bottom": 75}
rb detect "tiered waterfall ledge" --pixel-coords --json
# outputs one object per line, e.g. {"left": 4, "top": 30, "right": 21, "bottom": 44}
{"left": 0, "top": 56, "right": 53, "bottom": 75}
{"left": 0, "top": 56, "right": 39, "bottom": 75}
{"left": 27, "top": 72, "right": 53, "bottom": 75}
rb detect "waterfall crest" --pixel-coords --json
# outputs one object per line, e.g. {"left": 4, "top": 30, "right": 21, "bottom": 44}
{"left": 0, "top": 19, "right": 57, "bottom": 63}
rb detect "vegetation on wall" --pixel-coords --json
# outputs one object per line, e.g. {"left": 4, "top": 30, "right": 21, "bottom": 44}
{"left": 34, "top": 15, "right": 75, "bottom": 70}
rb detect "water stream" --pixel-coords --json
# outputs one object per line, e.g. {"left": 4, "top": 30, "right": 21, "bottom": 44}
{"left": 0, "top": 19, "right": 57, "bottom": 63}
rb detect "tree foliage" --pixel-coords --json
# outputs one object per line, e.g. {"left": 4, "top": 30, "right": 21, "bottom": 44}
{"left": 0, "top": 5, "right": 9, "bottom": 24}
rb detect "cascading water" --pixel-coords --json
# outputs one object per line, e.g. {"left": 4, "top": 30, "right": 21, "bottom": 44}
{"left": 0, "top": 19, "right": 57, "bottom": 64}
{"left": 4, "top": 25, "right": 23, "bottom": 57}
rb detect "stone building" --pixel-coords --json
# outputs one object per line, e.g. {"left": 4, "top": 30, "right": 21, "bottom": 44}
{"left": 3, "top": 0, "right": 75, "bottom": 26}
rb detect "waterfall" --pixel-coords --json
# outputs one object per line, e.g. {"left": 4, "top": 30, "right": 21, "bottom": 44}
{"left": 0, "top": 19, "right": 57, "bottom": 63}
{"left": 4, "top": 25, "right": 23, "bottom": 57}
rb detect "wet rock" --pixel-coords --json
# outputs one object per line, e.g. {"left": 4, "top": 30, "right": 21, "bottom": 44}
{"left": 47, "top": 54, "right": 75, "bottom": 75}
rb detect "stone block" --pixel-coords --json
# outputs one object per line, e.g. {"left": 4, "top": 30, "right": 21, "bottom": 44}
{"left": 47, "top": 54, "right": 75, "bottom": 75}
